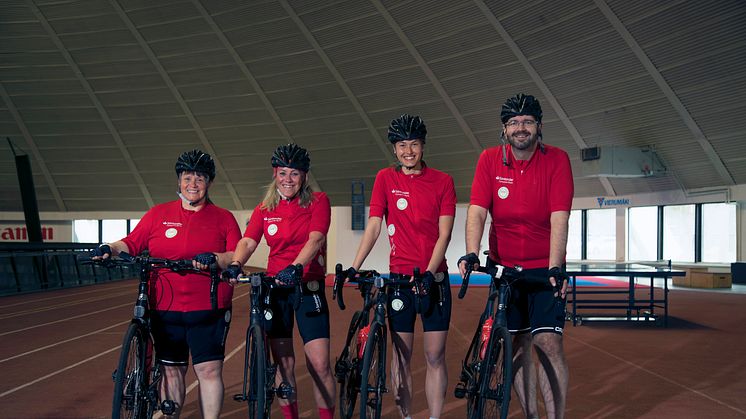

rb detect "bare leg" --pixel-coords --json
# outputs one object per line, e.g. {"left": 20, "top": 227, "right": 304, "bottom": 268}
{"left": 512, "top": 332, "right": 539, "bottom": 418}
{"left": 390, "top": 331, "right": 414, "bottom": 418}
{"left": 423, "top": 330, "right": 448, "bottom": 418}
{"left": 270, "top": 338, "right": 296, "bottom": 407}
{"left": 161, "top": 364, "right": 187, "bottom": 418}
{"left": 533, "top": 333, "right": 568, "bottom": 419}
{"left": 304, "top": 338, "right": 336, "bottom": 409}
{"left": 192, "top": 360, "right": 224, "bottom": 419}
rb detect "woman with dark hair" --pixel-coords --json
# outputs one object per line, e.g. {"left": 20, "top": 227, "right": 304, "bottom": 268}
{"left": 226, "top": 144, "right": 335, "bottom": 419}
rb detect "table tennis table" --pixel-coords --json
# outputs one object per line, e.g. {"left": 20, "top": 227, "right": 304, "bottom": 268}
{"left": 565, "top": 261, "right": 686, "bottom": 327}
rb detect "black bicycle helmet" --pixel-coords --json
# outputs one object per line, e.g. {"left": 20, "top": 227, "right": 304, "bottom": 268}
{"left": 271, "top": 143, "right": 311, "bottom": 172}
{"left": 175, "top": 149, "right": 216, "bottom": 181}
{"left": 500, "top": 93, "right": 543, "bottom": 124}
{"left": 387, "top": 114, "right": 427, "bottom": 144}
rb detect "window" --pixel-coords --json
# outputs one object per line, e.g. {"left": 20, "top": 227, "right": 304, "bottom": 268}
{"left": 663, "top": 205, "right": 695, "bottom": 262}
{"left": 567, "top": 210, "right": 582, "bottom": 260}
{"left": 701, "top": 203, "right": 737, "bottom": 263}
{"left": 73, "top": 220, "right": 99, "bottom": 243}
{"left": 587, "top": 208, "right": 616, "bottom": 260}
{"left": 102, "top": 220, "right": 127, "bottom": 243}
{"left": 628, "top": 206, "right": 658, "bottom": 261}
{"left": 129, "top": 219, "right": 140, "bottom": 233}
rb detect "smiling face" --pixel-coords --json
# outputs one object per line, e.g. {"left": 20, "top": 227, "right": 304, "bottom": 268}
{"left": 274, "top": 167, "right": 305, "bottom": 199}
{"left": 178, "top": 171, "right": 210, "bottom": 207}
{"left": 503, "top": 115, "right": 541, "bottom": 153}
{"left": 393, "top": 139, "right": 424, "bottom": 173}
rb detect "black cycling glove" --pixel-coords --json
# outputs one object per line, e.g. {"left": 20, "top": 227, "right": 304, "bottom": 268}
{"left": 346, "top": 267, "right": 358, "bottom": 281}
{"left": 457, "top": 252, "right": 480, "bottom": 270}
{"left": 548, "top": 266, "right": 567, "bottom": 294}
{"left": 277, "top": 264, "right": 300, "bottom": 287}
{"left": 223, "top": 264, "right": 242, "bottom": 279}
{"left": 421, "top": 271, "right": 435, "bottom": 295}
{"left": 91, "top": 244, "right": 112, "bottom": 258}
{"left": 194, "top": 252, "right": 217, "bottom": 266}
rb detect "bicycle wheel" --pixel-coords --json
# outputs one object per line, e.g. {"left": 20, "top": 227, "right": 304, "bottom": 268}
{"left": 112, "top": 322, "right": 148, "bottom": 419}
{"left": 360, "top": 323, "right": 386, "bottom": 419}
{"left": 338, "top": 313, "right": 363, "bottom": 419}
{"left": 464, "top": 320, "right": 485, "bottom": 418}
{"left": 477, "top": 326, "right": 512, "bottom": 419}
{"left": 246, "top": 324, "right": 267, "bottom": 419}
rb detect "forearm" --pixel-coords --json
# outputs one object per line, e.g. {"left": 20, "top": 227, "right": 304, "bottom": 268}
{"left": 232, "top": 237, "right": 257, "bottom": 266}
{"left": 352, "top": 217, "right": 382, "bottom": 270}
{"left": 292, "top": 232, "right": 325, "bottom": 267}
{"left": 465, "top": 205, "right": 488, "bottom": 255}
{"left": 549, "top": 211, "right": 570, "bottom": 269}
{"left": 108, "top": 241, "right": 130, "bottom": 256}
{"left": 427, "top": 215, "right": 454, "bottom": 273}
{"left": 214, "top": 251, "right": 234, "bottom": 270}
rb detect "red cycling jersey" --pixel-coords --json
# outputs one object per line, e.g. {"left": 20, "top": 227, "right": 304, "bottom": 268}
{"left": 244, "top": 192, "right": 330, "bottom": 281}
{"left": 369, "top": 165, "right": 457, "bottom": 275}
{"left": 122, "top": 200, "right": 241, "bottom": 311}
{"left": 470, "top": 144, "right": 574, "bottom": 269}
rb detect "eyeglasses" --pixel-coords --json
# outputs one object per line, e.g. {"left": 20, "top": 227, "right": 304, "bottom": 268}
{"left": 505, "top": 120, "right": 538, "bottom": 128}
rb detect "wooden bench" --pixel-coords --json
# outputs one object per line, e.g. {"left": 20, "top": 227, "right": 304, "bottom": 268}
{"left": 672, "top": 265, "right": 732, "bottom": 288}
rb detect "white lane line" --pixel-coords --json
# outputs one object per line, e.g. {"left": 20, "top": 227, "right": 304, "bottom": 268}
{"left": 0, "top": 345, "right": 121, "bottom": 398}
{"left": 568, "top": 336, "right": 746, "bottom": 415}
{"left": 0, "top": 281, "right": 132, "bottom": 309}
{"left": 0, "top": 303, "right": 130, "bottom": 337}
{"left": 0, "top": 320, "right": 130, "bottom": 364}
{"left": 0, "top": 290, "right": 132, "bottom": 320}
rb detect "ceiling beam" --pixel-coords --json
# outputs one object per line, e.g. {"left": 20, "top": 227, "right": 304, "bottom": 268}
{"left": 595, "top": 0, "right": 735, "bottom": 186}
{"left": 109, "top": 0, "right": 244, "bottom": 209}
{"left": 474, "top": 0, "right": 617, "bottom": 196}
{"left": 191, "top": 0, "right": 321, "bottom": 193}
{"left": 26, "top": 0, "right": 155, "bottom": 208}
{"left": 279, "top": 0, "right": 395, "bottom": 165}
{"left": 370, "top": 0, "right": 484, "bottom": 154}
{"left": 0, "top": 83, "right": 66, "bottom": 211}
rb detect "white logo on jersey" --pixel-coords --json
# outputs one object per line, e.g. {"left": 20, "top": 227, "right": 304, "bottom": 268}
{"left": 396, "top": 198, "right": 408, "bottom": 210}
{"left": 165, "top": 228, "right": 178, "bottom": 238}
{"left": 498, "top": 186, "right": 509, "bottom": 200}
{"left": 267, "top": 224, "right": 278, "bottom": 236}
{"left": 387, "top": 224, "right": 396, "bottom": 236}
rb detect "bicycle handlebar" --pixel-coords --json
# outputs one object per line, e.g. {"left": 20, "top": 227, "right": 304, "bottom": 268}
{"left": 333, "top": 264, "right": 425, "bottom": 313}
{"left": 458, "top": 261, "right": 549, "bottom": 299}
{"left": 235, "top": 265, "right": 304, "bottom": 311}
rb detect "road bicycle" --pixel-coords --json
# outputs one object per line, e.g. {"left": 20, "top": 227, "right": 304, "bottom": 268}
{"left": 453, "top": 258, "right": 550, "bottom": 419}
{"left": 332, "top": 264, "right": 425, "bottom": 419}
{"left": 84, "top": 251, "right": 220, "bottom": 419}
{"left": 229, "top": 266, "right": 302, "bottom": 419}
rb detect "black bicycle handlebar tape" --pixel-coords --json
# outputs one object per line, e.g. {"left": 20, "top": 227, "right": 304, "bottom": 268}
{"left": 458, "top": 268, "right": 472, "bottom": 299}
{"left": 209, "top": 263, "right": 219, "bottom": 311}
{"left": 413, "top": 267, "right": 422, "bottom": 314}
{"left": 333, "top": 263, "right": 346, "bottom": 311}
{"left": 292, "top": 264, "right": 303, "bottom": 312}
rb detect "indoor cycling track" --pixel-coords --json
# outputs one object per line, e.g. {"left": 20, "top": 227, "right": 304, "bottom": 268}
{"left": 1, "top": 278, "right": 745, "bottom": 418}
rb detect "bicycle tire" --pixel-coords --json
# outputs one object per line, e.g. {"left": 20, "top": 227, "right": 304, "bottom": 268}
{"left": 246, "top": 324, "right": 267, "bottom": 419}
{"left": 338, "top": 313, "right": 363, "bottom": 419}
{"left": 476, "top": 325, "right": 512, "bottom": 419}
{"left": 464, "top": 318, "right": 485, "bottom": 418}
{"left": 112, "top": 322, "right": 148, "bottom": 419}
{"left": 359, "top": 323, "right": 386, "bottom": 419}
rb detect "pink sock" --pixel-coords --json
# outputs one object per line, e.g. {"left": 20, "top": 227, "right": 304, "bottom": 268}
{"left": 318, "top": 406, "right": 335, "bottom": 419}
{"left": 280, "top": 402, "right": 299, "bottom": 419}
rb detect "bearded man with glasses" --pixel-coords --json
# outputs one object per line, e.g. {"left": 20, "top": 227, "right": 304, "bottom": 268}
{"left": 458, "top": 93, "right": 574, "bottom": 419}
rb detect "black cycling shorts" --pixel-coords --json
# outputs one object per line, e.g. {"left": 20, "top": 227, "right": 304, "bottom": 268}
{"left": 505, "top": 267, "right": 566, "bottom": 335}
{"left": 265, "top": 280, "right": 330, "bottom": 344}
{"left": 151, "top": 308, "right": 232, "bottom": 366}
{"left": 387, "top": 273, "right": 452, "bottom": 333}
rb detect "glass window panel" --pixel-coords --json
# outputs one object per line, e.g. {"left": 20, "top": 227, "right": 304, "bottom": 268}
{"left": 102, "top": 219, "right": 127, "bottom": 243}
{"left": 73, "top": 220, "right": 98, "bottom": 243}
{"left": 663, "top": 205, "right": 695, "bottom": 262}
{"left": 567, "top": 210, "right": 582, "bottom": 260}
{"left": 587, "top": 208, "right": 616, "bottom": 260}
{"left": 702, "top": 203, "right": 737, "bottom": 263}
{"left": 628, "top": 206, "right": 658, "bottom": 261}
{"left": 129, "top": 219, "right": 140, "bottom": 233}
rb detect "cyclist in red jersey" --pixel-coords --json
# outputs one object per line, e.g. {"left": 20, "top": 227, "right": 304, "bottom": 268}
{"left": 458, "top": 94, "right": 573, "bottom": 419}
{"left": 92, "top": 149, "right": 241, "bottom": 419}
{"left": 349, "top": 114, "right": 456, "bottom": 419}
{"left": 225, "top": 144, "right": 335, "bottom": 419}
